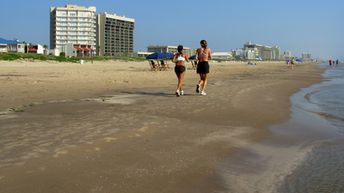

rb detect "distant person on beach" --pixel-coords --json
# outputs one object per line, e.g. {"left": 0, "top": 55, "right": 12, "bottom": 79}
{"left": 336, "top": 59, "right": 339, "bottom": 66}
{"left": 287, "top": 59, "right": 291, "bottom": 67}
{"left": 329, "top": 59, "right": 332, "bottom": 66}
{"left": 172, "top": 45, "right": 189, "bottom": 97}
{"left": 290, "top": 58, "right": 295, "bottom": 69}
{"left": 195, "top": 40, "right": 212, "bottom": 96}
{"left": 287, "top": 58, "right": 294, "bottom": 69}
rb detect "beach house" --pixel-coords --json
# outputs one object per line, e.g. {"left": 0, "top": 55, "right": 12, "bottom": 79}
{"left": 28, "top": 44, "right": 45, "bottom": 55}
{"left": 0, "top": 38, "right": 26, "bottom": 53}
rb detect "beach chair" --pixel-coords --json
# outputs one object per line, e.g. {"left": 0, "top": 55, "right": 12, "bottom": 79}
{"left": 159, "top": 60, "right": 169, "bottom": 71}
{"left": 149, "top": 60, "right": 159, "bottom": 71}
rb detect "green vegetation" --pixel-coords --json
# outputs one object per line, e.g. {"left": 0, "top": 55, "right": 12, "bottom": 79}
{"left": 0, "top": 53, "right": 147, "bottom": 63}
{"left": 0, "top": 53, "right": 79, "bottom": 62}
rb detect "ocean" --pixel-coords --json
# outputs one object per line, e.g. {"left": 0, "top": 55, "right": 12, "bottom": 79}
{"left": 219, "top": 63, "right": 344, "bottom": 193}
{"left": 277, "top": 63, "right": 344, "bottom": 193}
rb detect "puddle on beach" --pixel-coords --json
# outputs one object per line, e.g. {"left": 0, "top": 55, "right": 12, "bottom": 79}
{"left": 83, "top": 94, "right": 143, "bottom": 105}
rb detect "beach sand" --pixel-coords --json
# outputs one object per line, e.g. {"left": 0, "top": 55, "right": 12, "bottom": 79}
{"left": 0, "top": 60, "right": 323, "bottom": 193}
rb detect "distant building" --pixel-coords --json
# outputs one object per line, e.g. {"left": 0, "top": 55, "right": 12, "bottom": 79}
{"left": 0, "top": 38, "right": 26, "bottom": 53}
{"left": 147, "top": 45, "right": 195, "bottom": 56}
{"left": 97, "top": 12, "right": 135, "bottom": 56}
{"left": 244, "top": 42, "right": 280, "bottom": 60}
{"left": 232, "top": 48, "right": 245, "bottom": 59}
{"left": 302, "top": 52, "right": 312, "bottom": 61}
{"left": 49, "top": 48, "right": 61, "bottom": 56}
{"left": 50, "top": 5, "right": 97, "bottom": 57}
{"left": 245, "top": 48, "right": 259, "bottom": 60}
{"left": 0, "top": 39, "right": 7, "bottom": 53}
{"left": 28, "top": 44, "right": 44, "bottom": 54}
{"left": 283, "top": 51, "right": 292, "bottom": 59}
{"left": 136, "top": 52, "right": 153, "bottom": 58}
{"left": 212, "top": 52, "right": 233, "bottom": 60}
{"left": 271, "top": 46, "right": 281, "bottom": 60}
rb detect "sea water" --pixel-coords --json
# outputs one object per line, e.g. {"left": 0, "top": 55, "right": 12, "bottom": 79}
{"left": 218, "top": 63, "right": 344, "bottom": 193}
{"left": 277, "top": 63, "right": 344, "bottom": 193}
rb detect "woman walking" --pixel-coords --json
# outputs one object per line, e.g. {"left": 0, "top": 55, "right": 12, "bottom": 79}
{"left": 172, "top": 45, "right": 189, "bottom": 97}
{"left": 195, "top": 40, "right": 212, "bottom": 96}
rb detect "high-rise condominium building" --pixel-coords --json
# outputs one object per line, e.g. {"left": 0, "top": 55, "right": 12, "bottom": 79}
{"left": 97, "top": 12, "right": 135, "bottom": 56}
{"left": 244, "top": 42, "right": 280, "bottom": 60}
{"left": 50, "top": 5, "right": 96, "bottom": 54}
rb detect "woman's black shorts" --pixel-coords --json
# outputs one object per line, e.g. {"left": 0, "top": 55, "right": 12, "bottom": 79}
{"left": 197, "top": 61, "right": 209, "bottom": 74}
{"left": 175, "top": 65, "right": 186, "bottom": 74}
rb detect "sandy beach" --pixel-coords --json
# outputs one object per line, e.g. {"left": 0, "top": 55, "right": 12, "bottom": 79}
{"left": 0, "top": 60, "right": 324, "bottom": 193}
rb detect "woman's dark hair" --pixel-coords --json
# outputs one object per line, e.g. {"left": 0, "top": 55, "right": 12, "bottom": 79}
{"left": 200, "top": 40, "right": 207, "bottom": 48}
{"left": 177, "top": 45, "right": 183, "bottom": 53}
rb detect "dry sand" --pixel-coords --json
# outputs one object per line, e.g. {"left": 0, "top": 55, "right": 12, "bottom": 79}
{"left": 0, "top": 60, "right": 324, "bottom": 193}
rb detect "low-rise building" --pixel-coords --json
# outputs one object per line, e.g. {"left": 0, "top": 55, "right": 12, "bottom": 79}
{"left": 63, "top": 43, "right": 94, "bottom": 57}
{"left": 136, "top": 51, "right": 153, "bottom": 58}
{"left": 28, "top": 44, "right": 45, "bottom": 54}
{"left": 147, "top": 45, "right": 195, "bottom": 56}
{"left": 212, "top": 52, "right": 233, "bottom": 60}
{"left": 0, "top": 38, "right": 26, "bottom": 53}
{"left": 49, "top": 48, "right": 61, "bottom": 56}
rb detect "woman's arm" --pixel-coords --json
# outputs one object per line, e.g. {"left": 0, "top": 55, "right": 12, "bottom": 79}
{"left": 208, "top": 48, "right": 212, "bottom": 60}
{"left": 195, "top": 48, "right": 199, "bottom": 62}
{"left": 172, "top": 54, "right": 177, "bottom": 63}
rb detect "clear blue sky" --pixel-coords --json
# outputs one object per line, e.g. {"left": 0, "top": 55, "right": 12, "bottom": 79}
{"left": 1, "top": 0, "right": 343, "bottom": 60}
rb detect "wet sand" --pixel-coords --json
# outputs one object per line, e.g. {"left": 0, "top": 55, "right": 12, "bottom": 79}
{"left": 0, "top": 60, "right": 324, "bottom": 193}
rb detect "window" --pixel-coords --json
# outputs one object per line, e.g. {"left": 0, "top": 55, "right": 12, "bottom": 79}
{"left": 69, "top": 12, "right": 77, "bottom": 17}
{"left": 57, "top": 11, "right": 67, "bottom": 16}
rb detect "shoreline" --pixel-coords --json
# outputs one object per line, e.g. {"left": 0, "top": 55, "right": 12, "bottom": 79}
{"left": 0, "top": 60, "right": 325, "bottom": 192}
{"left": 218, "top": 63, "right": 344, "bottom": 192}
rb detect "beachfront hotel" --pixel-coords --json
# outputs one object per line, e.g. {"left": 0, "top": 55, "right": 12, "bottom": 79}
{"left": 50, "top": 5, "right": 97, "bottom": 57}
{"left": 243, "top": 42, "right": 281, "bottom": 60}
{"left": 97, "top": 12, "right": 135, "bottom": 56}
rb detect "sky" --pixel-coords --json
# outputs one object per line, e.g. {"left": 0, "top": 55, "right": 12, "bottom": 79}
{"left": 0, "top": 0, "right": 343, "bottom": 60}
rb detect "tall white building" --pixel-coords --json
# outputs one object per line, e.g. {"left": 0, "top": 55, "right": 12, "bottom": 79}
{"left": 50, "top": 5, "right": 97, "bottom": 56}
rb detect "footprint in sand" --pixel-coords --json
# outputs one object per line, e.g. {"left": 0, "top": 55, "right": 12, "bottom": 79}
{"left": 53, "top": 149, "right": 68, "bottom": 158}
{"left": 138, "top": 126, "right": 149, "bottom": 133}
{"left": 104, "top": 137, "right": 117, "bottom": 142}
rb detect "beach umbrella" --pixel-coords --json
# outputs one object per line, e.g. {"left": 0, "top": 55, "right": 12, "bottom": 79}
{"left": 146, "top": 52, "right": 174, "bottom": 60}
{"left": 295, "top": 58, "right": 303, "bottom": 62}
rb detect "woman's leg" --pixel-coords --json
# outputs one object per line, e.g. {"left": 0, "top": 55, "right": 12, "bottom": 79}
{"left": 177, "top": 72, "right": 185, "bottom": 91}
{"left": 198, "top": 74, "right": 204, "bottom": 86}
{"left": 201, "top": 73, "right": 208, "bottom": 92}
